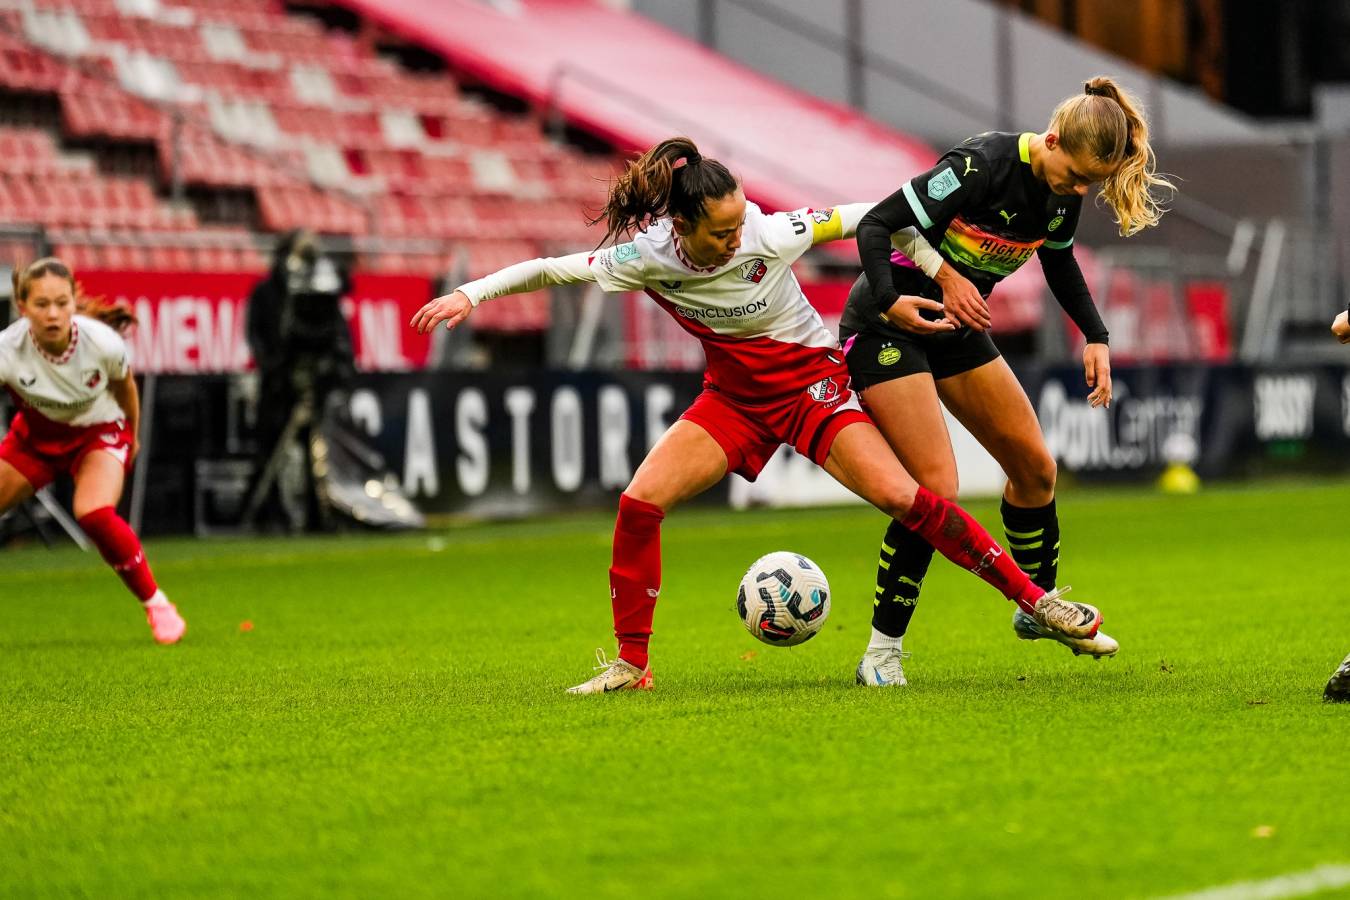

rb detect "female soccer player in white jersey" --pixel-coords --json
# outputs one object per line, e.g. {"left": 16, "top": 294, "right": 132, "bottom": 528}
{"left": 842, "top": 77, "right": 1174, "bottom": 685}
{"left": 0, "top": 258, "right": 186, "bottom": 644}
{"left": 411, "top": 137, "right": 1106, "bottom": 694}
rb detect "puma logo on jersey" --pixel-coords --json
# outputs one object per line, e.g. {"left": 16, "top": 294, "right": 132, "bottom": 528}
{"left": 739, "top": 258, "right": 767, "bottom": 284}
{"left": 962, "top": 156, "right": 978, "bottom": 176}
{"left": 999, "top": 210, "right": 1017, "bottom": 224}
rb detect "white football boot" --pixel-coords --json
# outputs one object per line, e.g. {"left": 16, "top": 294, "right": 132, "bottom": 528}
{"left": 1029, "top": 585, "right": 1102, "bottom": 640}
{"left": 1013, "top": 593, "right": 1118, "bottom": 659}
{"left": 855, "top": 647, "right": 911, "bottom": 687}
{"left": 566, "top": 648, "right": 653, "bottom": 695}
{"left": 1325, "top": 653, "right": 1350, "bottom": 703}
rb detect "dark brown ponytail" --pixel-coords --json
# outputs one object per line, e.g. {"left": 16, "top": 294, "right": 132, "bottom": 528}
{"left": 591, "top": 137, "right": 737, "bottom": 248}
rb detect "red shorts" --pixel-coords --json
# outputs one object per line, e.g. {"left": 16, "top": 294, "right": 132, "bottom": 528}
{"left": 0, "top": 411, "right": 132, "bottom": 490}
{"left": 680, "top": 371, "right": 871, "bottom": 481}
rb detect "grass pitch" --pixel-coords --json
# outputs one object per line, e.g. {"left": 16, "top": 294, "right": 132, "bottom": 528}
{"left": 2, "top": 481, "right": 1349, "bottom": 899}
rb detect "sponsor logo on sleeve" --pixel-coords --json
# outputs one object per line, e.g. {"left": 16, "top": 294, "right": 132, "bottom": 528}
{"left": 927, "top": 167, "right": 962, "bottom": 201}
{"left": 613, "top": 242, "right": 640, "bottom": 264}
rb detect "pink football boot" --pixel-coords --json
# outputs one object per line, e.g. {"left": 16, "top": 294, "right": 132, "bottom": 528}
{"left": 145, "top": 601, "right": 187, "bottom": 645}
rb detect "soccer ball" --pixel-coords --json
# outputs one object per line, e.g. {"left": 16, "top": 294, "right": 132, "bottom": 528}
{"left": 736, "top": 551, "right": 830, "bottom": 646}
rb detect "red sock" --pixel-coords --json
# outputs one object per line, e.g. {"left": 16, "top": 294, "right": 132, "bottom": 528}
{"left": 610, "top": 493, "right": 664, "bottom": 670}
{"left": 77, "top": 506, "right": 159, "bottom": 603}
{"left": 901, "top": 487, "right": 1042, "bottom": 614}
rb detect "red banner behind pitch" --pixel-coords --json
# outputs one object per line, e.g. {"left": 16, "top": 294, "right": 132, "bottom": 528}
{"left": 75, "top": 271, "right": 436, "bottom": 374}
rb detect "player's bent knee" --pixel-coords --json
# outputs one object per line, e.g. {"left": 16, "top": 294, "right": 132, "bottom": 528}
{"left": 928, "top": 477, "right": 959, "bottom": 503}
{"left": 876, "top": 484, "right": 919, "bottom": 520}
{"left": 1013, "top": 454, "right": 1057, "bottom": 498}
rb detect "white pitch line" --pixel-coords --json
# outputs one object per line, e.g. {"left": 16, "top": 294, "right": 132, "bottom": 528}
{"left": 1159, "top": 864, "right": 1350, "bottom": 900}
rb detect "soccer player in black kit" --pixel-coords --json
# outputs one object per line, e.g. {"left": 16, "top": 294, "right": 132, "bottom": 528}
{"left": 843, "top": 77, "right": 1175, "bottom": 687}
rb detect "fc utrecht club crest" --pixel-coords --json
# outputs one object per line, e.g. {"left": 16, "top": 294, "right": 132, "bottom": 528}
{"left": 739, "top": 258, "right": 767, "bottom": 283}
{"left": 82, "top": 368, "right": 102, "bottom": 389}
{"left": 807, "top": 377, "right": 840, "bottom": 403}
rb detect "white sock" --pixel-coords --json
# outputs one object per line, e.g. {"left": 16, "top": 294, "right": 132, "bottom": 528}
{"left": 142, "top": 589, "right": 170, "bottom": 608}
{"left": 867, "top": 627, "right": 903, "bottom": 653}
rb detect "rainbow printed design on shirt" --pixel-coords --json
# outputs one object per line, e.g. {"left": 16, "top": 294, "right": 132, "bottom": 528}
{"left": 939, "top": 216, "right": 1043, "bottom": 278}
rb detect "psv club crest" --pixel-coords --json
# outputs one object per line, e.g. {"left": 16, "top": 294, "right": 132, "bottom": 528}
{"left": 739, "top": 258, "right": 767, "bottom": 284}
{"left": 82, "top": 368, "right": 102, "bottom": 390}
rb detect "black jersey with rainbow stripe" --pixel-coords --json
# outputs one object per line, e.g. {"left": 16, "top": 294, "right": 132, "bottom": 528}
{"left": 842, "top": 131, "right": 1084, "bottom": 337}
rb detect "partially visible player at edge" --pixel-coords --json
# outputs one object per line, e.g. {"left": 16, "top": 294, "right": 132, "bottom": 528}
{"left": 411, "top": 136, "right": 1106, "bottom": 694}
{"left": 843, "top": 76, "right": 1175, "bottom": 686}
{"left": 1327, "top": 302, "right": 1350, "bottom": 702}
{"left": 0, "top": 258, "right": 185, "bottom": 644}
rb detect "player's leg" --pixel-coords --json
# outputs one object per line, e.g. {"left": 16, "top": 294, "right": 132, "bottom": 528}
{"left": 567, "top": 419, "right": 730, "bottom": 695}
{"left": 853, "top": 373, "right": 957, "bottom": 687}
{"left": 72, "top": 449, "right": 185, "bottom": 644}
{"left": 0, "top": 458, "right": 37, "bottom": 515}
{"left": 820, "top": 421, "right": 1101, "bottom": 639}
{"left": 937, "top": 357, "right": 1059, "bottom": 588}
{"left": 937, "top": 358, "right": 1117, "bottom": 658}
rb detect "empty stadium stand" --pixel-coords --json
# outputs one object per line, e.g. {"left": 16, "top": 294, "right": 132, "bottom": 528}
{"left": 0, "top": 0, "right": 621, "bottom": 288}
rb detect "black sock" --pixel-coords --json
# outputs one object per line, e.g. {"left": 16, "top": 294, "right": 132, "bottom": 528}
{"left": 1000, "top": 497, "right": 1060, "bottom": 592}
{"left": 872, "top": 518, "right": 935, "bottom": 638}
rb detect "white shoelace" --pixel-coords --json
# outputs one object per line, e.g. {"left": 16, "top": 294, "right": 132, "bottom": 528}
{"left": 874, "top": 648, "right": 911, "bottom": 681}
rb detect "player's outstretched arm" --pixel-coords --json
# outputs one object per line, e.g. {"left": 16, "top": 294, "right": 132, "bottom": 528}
{"left": 410, "top": 253, "right": 601, "bottom": 334}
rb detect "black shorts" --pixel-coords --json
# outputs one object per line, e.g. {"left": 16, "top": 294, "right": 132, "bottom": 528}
{"left": 841, "top": 324, "right": 1001, "bottom": 390}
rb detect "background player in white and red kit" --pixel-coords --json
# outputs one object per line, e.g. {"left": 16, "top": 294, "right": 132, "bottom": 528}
{"left": 411, "top": 137, "right": 1105, "bottom": 694}
{"left": 0, "top": 258, "right": 185, "bottom": 644}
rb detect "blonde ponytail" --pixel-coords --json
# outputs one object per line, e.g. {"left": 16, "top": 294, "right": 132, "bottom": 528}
{"left": 1050, "top": 76, "right": 1175, "bottom": 236}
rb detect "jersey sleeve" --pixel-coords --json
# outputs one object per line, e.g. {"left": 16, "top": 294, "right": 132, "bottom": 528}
{"left": 585, "top": 242, "right": 648, "bottom": 293}
{"left": 456, "top": 249, "right": 649, "bottom": 306}
{"left": 1042, "top": 195, "right": 1083, "bottom": 250}
{"left": 895, "top": 148, "right": 992, "bottom": 233}
{"left": 756, "top": 207, "right": 816, "bottom": 264}
{"left": 80, "top": 319, "right": 131, "bottom": 380}
{"left": 101, "top": 329, "right": 131, "bottom": 380}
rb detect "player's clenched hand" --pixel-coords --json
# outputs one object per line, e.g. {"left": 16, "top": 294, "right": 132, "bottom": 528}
{"left": 410, "top": 290, "right": 473, "bottom": 334}
{"left": 1332, "top": 310, "right": 1350, "bottom": 344}
{"left": 933, "top": 263, "right": 991, "bottom": 331}
{"left": 883, "top": 296, "right": 957, "bottom": 334}
{"left": 1084, "top": 342, "right": 1112, "bottom": 408}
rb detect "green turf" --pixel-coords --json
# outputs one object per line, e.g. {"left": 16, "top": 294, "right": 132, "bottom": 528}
{"left": 3, "top": 481, "right": 1349, "bottom": 899}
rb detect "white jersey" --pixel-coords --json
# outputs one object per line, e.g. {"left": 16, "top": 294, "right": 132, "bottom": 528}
{"left": 456, "top": 201, "right": 942, "bottom": 402}
{"left": 587, "top": 203, "right": 846, "bottom": 399}
{"left": 0, "top": 315, "right": 130, "bottom": 429}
